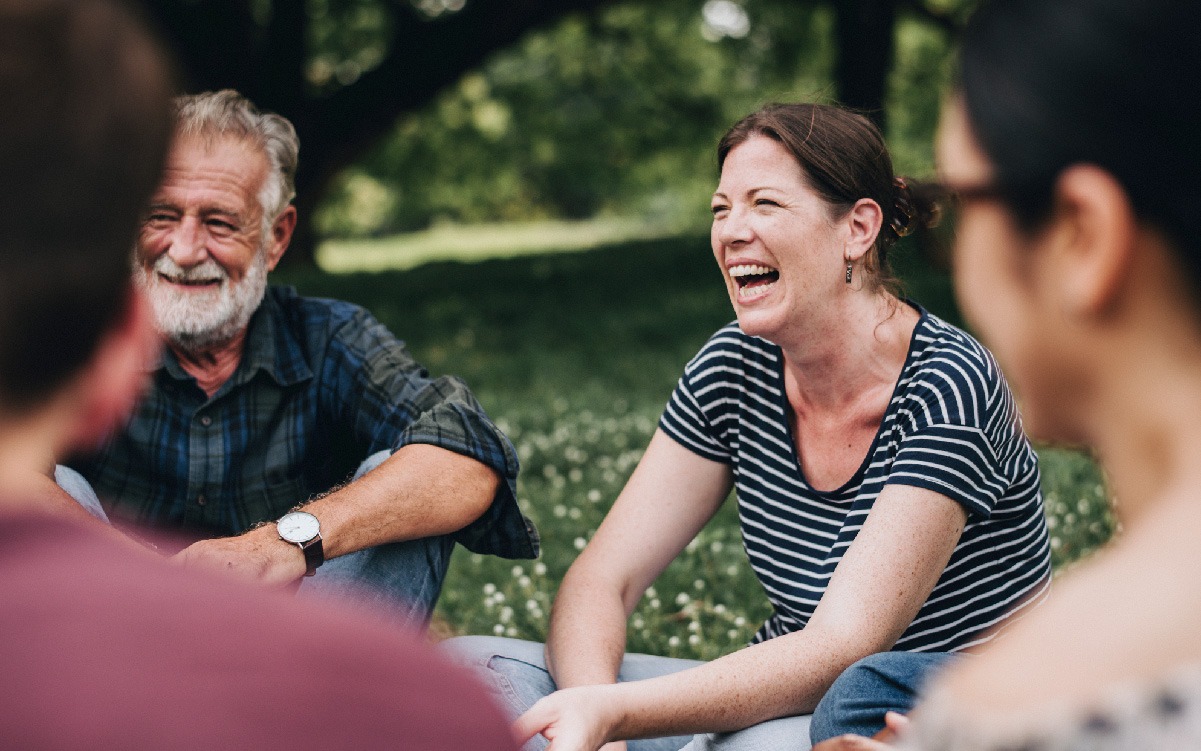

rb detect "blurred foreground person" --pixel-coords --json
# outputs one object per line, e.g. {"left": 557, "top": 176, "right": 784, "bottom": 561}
{"left": 0, "top": 1, "right": 516, "bottom": 747}
{"left": 450, "top": 101, "right": 1051, "bottom": 751}
{"left": 814, "top": 0, "right": 1201, "bottom": 749}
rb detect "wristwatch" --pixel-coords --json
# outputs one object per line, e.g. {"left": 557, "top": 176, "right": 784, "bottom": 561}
{"left": 276, "top": 510, "right": 324, "bottom": 577}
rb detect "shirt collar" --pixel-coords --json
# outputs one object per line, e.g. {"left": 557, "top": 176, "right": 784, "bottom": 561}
{"left": 155, "top": 285, "right": 313, "bottom": 390}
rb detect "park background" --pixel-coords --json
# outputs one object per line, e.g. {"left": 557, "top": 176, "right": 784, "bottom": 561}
{"left": 149, "top": 0, "right": 1114, "bottom": 657}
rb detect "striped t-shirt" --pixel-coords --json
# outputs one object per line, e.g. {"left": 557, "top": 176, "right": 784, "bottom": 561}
{"left": 659, "top": 310, "right": 1052, "bottom": 651}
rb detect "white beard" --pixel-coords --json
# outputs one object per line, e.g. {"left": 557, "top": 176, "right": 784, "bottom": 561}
{"left": 134, "top": 250, "right": 269, "bottom": 353}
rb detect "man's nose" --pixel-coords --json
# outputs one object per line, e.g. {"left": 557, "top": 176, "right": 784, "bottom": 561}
{"left": 166, "top": 216, "right": 208, "bottom": 266}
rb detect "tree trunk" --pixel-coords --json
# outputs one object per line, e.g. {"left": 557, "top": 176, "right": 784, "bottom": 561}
{"left": 831, "top": 0, "right": 897, "bottom": 129}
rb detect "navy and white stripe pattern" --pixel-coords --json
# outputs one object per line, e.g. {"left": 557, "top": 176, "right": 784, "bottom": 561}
{"left": 659, "top": 310, "right": 1051, "bottom": 651}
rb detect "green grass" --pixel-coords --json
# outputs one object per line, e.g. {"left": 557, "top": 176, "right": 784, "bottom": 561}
{"left": 279, "top": 234, "right": 1115, "bottom": 658}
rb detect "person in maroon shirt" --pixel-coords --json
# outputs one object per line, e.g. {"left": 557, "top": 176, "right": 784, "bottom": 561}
{"left": 0, "top": 1, "right": 517, "bottom": 748}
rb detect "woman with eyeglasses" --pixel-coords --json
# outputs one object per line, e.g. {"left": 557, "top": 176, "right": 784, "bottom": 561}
{"left": 449, "top": 102, "right": 1051, "bottom": 751}
{"left": 812, "top": 0, "right": 1201, "bottom": 749}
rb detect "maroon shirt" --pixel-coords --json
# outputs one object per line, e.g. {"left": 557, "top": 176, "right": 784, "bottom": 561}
{"left": 0, "top": 512, "right": 517, "bottom": 750}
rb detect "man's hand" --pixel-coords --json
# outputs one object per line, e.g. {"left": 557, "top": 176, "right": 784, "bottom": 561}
{"left": 173, "top": 524, "right": 306, "bottom": 586}
{"left": 513, "top": 685, "right": 623, "bottom": 751}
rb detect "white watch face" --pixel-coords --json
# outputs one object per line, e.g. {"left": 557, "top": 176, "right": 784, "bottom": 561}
{"left": 277, "top": 511, "right": 320, "bottom": 544}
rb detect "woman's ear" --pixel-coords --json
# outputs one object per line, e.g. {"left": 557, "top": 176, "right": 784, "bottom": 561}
{"left": 1050, "top": 165, "right": 1137, "bottom": 318}
{"left": 844, "top": 198, "right": 885, "bottom": 262}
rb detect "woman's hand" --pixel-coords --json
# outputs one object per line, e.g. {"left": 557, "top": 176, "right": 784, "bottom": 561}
{"left": 513, "top": 685, "right": 623, "bottom": 751}
{"left": 811, "top": 711, "right": 910, "bottom": 751}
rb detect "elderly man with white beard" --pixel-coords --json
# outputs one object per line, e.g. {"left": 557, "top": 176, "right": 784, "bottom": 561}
{"left": 55, "top": 90, "right": 538, "bottom": 627}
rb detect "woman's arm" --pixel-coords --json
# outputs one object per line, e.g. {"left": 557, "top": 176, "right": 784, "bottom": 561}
{"left": 519, "top": 483, "right": 967, "bottom": 750}
{"left": 544, "top": 429, "right": 733, "bottom": 690}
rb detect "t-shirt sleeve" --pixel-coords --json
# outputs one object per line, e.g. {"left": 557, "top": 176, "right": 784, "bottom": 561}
{"left": 658, "top": 339, "right": 735, "bottom": 464}
{"left": 323, "top": 307, "right": 538, "bottom": 559}
{"left": 886, "top": 349, "right": 1024, "bottom": 520}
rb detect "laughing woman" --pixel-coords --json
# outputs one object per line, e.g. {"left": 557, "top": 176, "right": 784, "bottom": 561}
{"left": 448, "top": 103, "right": 1051, "bottom": 751}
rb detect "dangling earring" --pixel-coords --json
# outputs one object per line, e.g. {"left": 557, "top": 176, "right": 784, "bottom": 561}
{"left": 845, "top": 261, "right": 853, "bottom": 284}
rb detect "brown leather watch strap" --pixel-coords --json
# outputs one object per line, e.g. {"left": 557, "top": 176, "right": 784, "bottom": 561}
{"left": 299, "top": 535, "right": 324, "bottom": 577}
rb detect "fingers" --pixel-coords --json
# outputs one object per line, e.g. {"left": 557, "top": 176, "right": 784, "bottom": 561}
{"left": 513, "top": 700, "right": 553, "bottom": 745}
{"left": 883, "top": 711, "right": 910, "bottom": 735}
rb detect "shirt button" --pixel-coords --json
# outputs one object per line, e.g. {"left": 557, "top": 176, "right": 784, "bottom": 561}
{"left": 196, "top": 494, "right": 207, "bottom": 506}
{"left": 199, "top": 415, "right": 212, "bottom": 427}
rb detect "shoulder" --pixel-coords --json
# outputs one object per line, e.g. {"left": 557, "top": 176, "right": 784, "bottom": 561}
{"left": 268, "top": 285, "right": 380, "bottom": 336}
{"left": 682, "top": 321, "right": 780, "bottom": 380}
{"left": 898, "top": 311, "right": 1006, "bottom": 427}
{"left": 0, "top": 514, "right": 515, "bottom": 749}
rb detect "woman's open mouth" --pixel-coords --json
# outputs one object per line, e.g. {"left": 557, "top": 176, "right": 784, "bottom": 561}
{"left": 729, "top": 264, "right": 780, "bottom": 301}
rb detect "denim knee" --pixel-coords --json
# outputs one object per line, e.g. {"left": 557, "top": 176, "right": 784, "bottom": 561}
{"left": 810, "top": 652, "right": 956, "bottom": 744}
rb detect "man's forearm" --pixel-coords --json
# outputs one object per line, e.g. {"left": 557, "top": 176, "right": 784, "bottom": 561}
{"left": 300, "top": 442, "right": 499, "bottom": 559}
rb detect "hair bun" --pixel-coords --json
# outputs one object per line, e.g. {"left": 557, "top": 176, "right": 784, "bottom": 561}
{"left": 890, "top": 177, "right": 918, "bottom": 238}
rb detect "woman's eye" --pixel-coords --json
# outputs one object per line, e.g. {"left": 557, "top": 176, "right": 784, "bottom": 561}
{"left": 711, "top": 205, "right": 729, "bottom": 217}
{"left": 755, "top": 199, "right": 779, "bottom": 208}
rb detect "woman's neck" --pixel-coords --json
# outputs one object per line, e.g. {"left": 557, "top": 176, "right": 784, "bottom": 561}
{"left": 777, "top": 292, "right": 918, "bottom": 413}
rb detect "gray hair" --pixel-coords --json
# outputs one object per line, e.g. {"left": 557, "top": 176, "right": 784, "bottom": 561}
{"left": 173, "top": 90, "right": 299, "bottom": 232}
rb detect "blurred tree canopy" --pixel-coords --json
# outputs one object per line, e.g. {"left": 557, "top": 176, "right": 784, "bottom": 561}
{"left": 143, "top": 0, "right": 973, "bottom": 264}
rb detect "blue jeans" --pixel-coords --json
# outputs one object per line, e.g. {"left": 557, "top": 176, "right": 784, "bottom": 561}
{"left": 443, "top": 636, "right": 813, "bottom": 751}
{"left": 55, "top": 450, "right": 453, "bottom": 630}
{"left": 808, "top": 651, "right": 958, "bottom": 744}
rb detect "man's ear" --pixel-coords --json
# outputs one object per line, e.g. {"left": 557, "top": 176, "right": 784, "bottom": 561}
{"left": 264, "top": 205, "right": 297, "bottom": 271}
{"left": 844, "top": 198, "right": 885, "bottom": 263}
{"left": 66, "top": 288, "right": 161, "bottom": 451}
{"left": 1050, "top": 165, "right": 1137, "bottom": 318}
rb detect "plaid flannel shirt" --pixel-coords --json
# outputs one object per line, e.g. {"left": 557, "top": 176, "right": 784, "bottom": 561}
{"left": 70, "top": 285, "right": 538, "bottom": 558}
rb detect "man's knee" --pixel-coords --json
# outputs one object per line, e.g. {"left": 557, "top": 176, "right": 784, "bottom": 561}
{"left": 54, "top": 465, "right": 109, "bottom": 522}
{"left": 810, "top": 652, "right": 954, "bottom": 744}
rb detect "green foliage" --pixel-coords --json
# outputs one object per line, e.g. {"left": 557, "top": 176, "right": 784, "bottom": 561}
{"left": 279, "top": 237, "right": 1115, "bottom": 658}
{"left": 318, "top": 0, "right": 965, "bottom": 237}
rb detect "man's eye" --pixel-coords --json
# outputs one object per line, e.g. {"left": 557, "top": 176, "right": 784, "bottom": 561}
{"left": 145, "top": 214, "right": 174, "bottom": 224}
{"left": 207, "top": 219, "right": 237, "bottom": 232}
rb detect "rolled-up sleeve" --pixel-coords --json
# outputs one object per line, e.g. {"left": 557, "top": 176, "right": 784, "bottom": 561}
{"left": 324, "top": 307, "right": 539, "bottom": 559}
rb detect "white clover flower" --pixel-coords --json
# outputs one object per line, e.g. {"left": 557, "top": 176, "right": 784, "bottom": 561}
{"left": 568, "top": 468, "right": 583, "bottom": 483}
{"left": 553, "top": 504, "right": 567, "bottom": 518}
{"left": 668, "top": 636, "right": 681, "bottom": 648}
{"left": 728, "top": 629, "right": 739, "bottom": 640}
{"left": 726, "top": 565, "right": 739, "bottom": 576}
{"left": 483, "top": 582, "right": 497, "bottom": 595}
{"left": 573, "top": 537, "right": 587, "bottom": 550}
{"left": 519, "top": 576, "right": 531, "bottom": 588}
{"left": 688, "top": 634, "right": 701, "bottom": 646}
{"left": 646, "top": 587, "right": 657, "bottom": 598}
{"left": 688, "top": 621, "right": 700, "bottom": 632}
{"left": 568, "top": 507, "right": 582, "bottom": 520}
{"left": 714, "top": 604, "right": 726, "bottom": 614}
{"left": 499, "top": 606, "right": 514, "bottom": 623}
{"left": 493, "top": 623, "right": 505, "bottom": 635}
{"left": 650, "top": 598, "right": 661, "bottom": 609}
{"left": 534, "top": 562, "right": 547, "bottom": 576}
{"left": 587, "top": 489, "right": 602, "bottom": 503}
{"left": 734, "top": 616, "right": 746, "bottom": 627}
{"left": 526, "top": 598, "right": 539, "bottom": 611}
{"left": 511, "top": 565, "right": 524, "bottom": 578}
{"left": 675, "top": 592, "right": 690, "bottom": 606}
{"left": 710, "top": 541, "right": 724, "bottom": 553}
{"left": 693, "top": 579, "right": 705, "bottom": 591}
